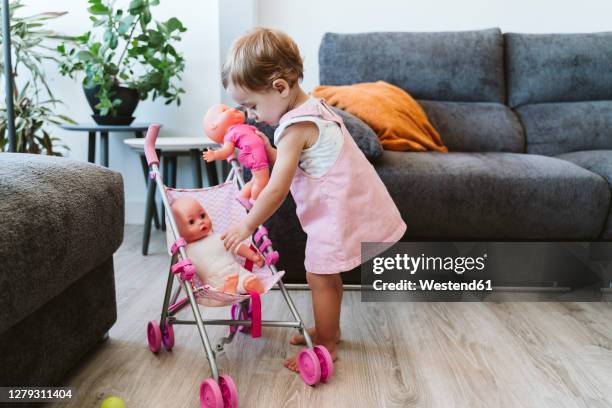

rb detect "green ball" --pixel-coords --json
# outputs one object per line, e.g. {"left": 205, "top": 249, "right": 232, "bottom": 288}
{"left": 100, "top": 396, "right": 126, "bottom": 408}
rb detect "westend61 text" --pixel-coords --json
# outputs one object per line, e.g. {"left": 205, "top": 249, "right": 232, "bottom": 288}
{"left": 372, "top": 279, "right": 493, "bottom": 291}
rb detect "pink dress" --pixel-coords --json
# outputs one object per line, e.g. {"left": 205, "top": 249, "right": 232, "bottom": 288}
{"left": 224, "top": 124, "right": 269, "bottom": 171}
{"left": 275, "top": 99, "right": 407, "bottom": 274}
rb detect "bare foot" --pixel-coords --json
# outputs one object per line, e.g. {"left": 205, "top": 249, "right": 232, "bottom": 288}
{"left": 243, "top": 275, "right": 265, "bottom": 294}
{"left": 283, "top": 343, "right": 338, "bottom": 373}
{"left": 290, "top": 327, "right": 341, "bottom": 346}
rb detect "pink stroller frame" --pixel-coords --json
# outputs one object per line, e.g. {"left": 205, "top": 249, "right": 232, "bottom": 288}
{"left": 143, "top": 124, "right": 334, "bottom": 408}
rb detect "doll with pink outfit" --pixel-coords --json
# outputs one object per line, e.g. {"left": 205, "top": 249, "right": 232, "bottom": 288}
{"left": 171, "top": 197, "right": 265, "bottom": 295}
{"left": 202, "top": 104, "right": 269, "bottom": 209}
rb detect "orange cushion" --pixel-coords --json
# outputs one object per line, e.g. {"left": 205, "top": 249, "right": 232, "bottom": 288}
{"left": 312, "top": 81, "right": 447, "bottom": 152}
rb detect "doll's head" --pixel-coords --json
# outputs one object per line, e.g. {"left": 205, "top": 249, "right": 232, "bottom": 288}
{"left": 203, "top": 104, "right": 245, "bottom": 143}
{"left": 171, "top": 197, "right": 213, "bottom": 243}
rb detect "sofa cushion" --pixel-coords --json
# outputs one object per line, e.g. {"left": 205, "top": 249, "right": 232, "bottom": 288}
{"left": 375, "top": 152, "right": 610, "bottom": 239}
{"left": 555, "top": 150, "right": 612, "bottom": 239}
{"left": 0, "top": 154, "right": 124, "bottom": 333}
{"left": 516, "top": 101, "right": 612, "bottom": 156}
{"left": 419, "top": 100, "right": 525, "bottom": 152}
{"left": 506, "top": 32, "right": 612, "bottom": 107}
{"left": 319, "top": 28, "right": 505, "bottom": 103}
{"left": 313, "top": 81, "right": 447, "bottom": 152}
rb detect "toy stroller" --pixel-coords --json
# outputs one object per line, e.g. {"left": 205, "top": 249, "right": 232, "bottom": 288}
{"left": 143, "top": 124, "right": 334, "bottom": 408}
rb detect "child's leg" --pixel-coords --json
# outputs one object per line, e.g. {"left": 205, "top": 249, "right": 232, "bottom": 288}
{"left": 284, "top": 272, "right": 342, "bottom": 372}
{"left": 290, "top": 273, "right": 342, "bottom": 345}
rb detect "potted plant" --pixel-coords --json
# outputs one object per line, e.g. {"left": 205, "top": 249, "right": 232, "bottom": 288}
{"left": 58, "top": 0, "right": 186, "bottom": 125}
{"left": 0, "top": 0, "right": 74, "bottom": 155}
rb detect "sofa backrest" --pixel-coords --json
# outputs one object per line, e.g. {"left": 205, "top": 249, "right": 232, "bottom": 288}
{"left": 319, "top": 29, "right": 526, "bottom": 152}
{"left": 506, "top": 32, "right": 612, "bottom": 155}
{"left": 319, "top": 28, "right": 505, "bottom": 103}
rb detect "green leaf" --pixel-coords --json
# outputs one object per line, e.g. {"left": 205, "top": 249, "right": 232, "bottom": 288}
{"left": 129, "top": 0, "right": 144, "bottom": 13}
{"left": 76, "top": 50, "right": 95, "bottom": 61}
{"left": 118, "top": 15, "right": 135, "bottom": 35}
{"left": 88, "top": 4, "right": 109, "bottom": 15}
{"left": 166, "top": 17, "right": 184, "bottom": 33}
{"left": 142, "top": 8, "right": 152, "bottom": 25}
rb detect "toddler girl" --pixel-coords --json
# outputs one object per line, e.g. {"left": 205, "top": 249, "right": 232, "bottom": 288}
{"left": 219, "top": 27, "right": 406, "bottom": 372}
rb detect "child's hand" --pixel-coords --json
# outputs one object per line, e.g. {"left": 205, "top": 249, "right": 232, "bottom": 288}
{"left": 202, "top": 148, "right": 216, "bottom": 162}
{"left": 255, "top": 130, "right": 276, "bottom": 164}
{"left": 255, "top": 130, "right": 275, "bottom": 152}
{"left": 221, "top": 223, "right": 253, "bottom": 254}
{"left": 255, "top": 130, "right": 271, "bottom": 147}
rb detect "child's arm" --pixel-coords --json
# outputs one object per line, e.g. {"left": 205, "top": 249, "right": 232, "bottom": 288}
{"left": 202, "top": 141, "right": 235, "bottom": 162}
{"left": 221, "top": 122, "right": 317, "bottom": 252}
{"left": 244, "top": 122, "right": 315, "bottom": 230}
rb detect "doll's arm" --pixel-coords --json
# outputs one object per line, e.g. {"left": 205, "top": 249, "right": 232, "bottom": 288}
{"left": 203, "top": 141, "right": 235, "bottom": 162}
{"left": 236, "top": 243, "right": 264, "bottom": 267}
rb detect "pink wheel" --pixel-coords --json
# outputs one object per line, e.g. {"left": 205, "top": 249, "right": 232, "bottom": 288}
{"left": 219, "top": 374, "right": 238, "bottom": 408}
{"left": 200, "top": 379, "right": 223, "bottom": 408}
{"left": 313, "top": 345, "right": 334, "bottom": 382}
{"left": 147, "top": 321, "right": 161, "bottom": 353}
{"left": 298, "top": 348, "right": 321, "bottom": 386}
{"left": 161, "top": 321, "right": 174, "bottom": 350}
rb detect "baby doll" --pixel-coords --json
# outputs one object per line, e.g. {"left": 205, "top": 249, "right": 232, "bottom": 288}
{"left": 171, "top": 197, "right": 265, "bottom": 295}
{"left": 202, "top": 104, "right": 269, "bottom": 208}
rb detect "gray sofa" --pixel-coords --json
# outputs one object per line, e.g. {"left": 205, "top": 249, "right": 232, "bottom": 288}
{"left": 0, "top": 153, "right": 124, "bottom": 386}
{"left": 259, "top": 28, "right": 612, "bottom": 283}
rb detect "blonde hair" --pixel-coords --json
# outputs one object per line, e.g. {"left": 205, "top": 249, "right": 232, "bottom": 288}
{"left": 221, "top": 27, "right": 304, "bottom": 91}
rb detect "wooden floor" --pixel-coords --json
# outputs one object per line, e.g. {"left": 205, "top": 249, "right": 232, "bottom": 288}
{"left": 53, "top": 226, "right": 612, "bottom": 408}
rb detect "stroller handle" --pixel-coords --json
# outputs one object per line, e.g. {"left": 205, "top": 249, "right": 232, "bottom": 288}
{"left": 144, "top": 123, "right": 161, "bottom": 166}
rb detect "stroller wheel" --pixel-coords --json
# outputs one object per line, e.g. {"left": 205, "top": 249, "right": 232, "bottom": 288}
{"left": 313, "top": 345, "right": 334, "bottom": 382}
{"left": 298, "top": 348, "right": 322, "bottom": 386}
{"left": 147, "top": 321, "right": 161, "bottom": 353}
{"left": 161, "top": 320, "right": 175, "bottom": 351}
{"left": 219, "top": 374, "right": 238, "bottom": 408}
{"left": 200, "top": 378, "right": 223, "bottom": 408}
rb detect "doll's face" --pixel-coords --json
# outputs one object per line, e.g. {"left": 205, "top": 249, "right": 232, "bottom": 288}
{"left": 171, "top": 198, "right": 213, "bottom": 243}
{"left": 203, "top": 104, "right": 245, "bottom": 143}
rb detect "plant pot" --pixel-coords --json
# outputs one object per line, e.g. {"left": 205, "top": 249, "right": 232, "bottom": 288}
{"left": 83, "top": 84, "right": 140, "bottom": 125}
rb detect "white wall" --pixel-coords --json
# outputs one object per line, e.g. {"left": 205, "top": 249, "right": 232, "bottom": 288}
{"left": 219, "top": 0, "right": 258, "bottom": 104}
{"left": 258, "top": 0, "right": 612, "bottom": 92}
{"left": 24, "top": 0, "right": 221, "bottom": 223}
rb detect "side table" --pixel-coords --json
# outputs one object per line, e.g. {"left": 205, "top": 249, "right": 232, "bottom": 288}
{"left": 60, "top": 123, "right": 155, "bottom": 167}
